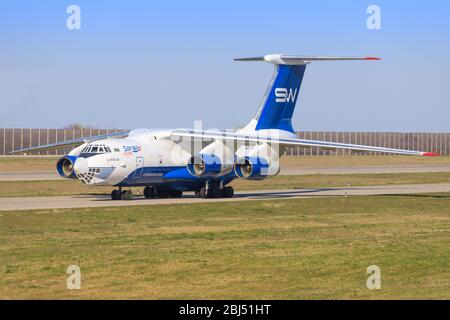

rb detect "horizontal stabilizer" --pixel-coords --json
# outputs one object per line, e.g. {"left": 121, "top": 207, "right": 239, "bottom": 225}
{"left": 235, "top": 54, "right": 381, "bottom": 65}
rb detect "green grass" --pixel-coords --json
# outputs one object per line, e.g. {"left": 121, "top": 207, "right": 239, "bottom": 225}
{"left": 0, "top": 157, "right": 57, "bottom": 172}
{"left": 0, "top": 180, "right": 117, "bottom": 197}
{"left": 0, "top": 194, "right": 449, "bottom": 299}
{"left": 1, "top": 172, "right": 450, "bottom": 197}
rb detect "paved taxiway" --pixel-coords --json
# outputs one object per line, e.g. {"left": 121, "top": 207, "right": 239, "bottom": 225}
{"left": 0, "top": 171, "right": 62, "bottom": 181}
{"left": 2, "top": 164, "right": 450, "bottom": 181}
{"left": 1, "top": 183, "right": 449, "bottom": 211}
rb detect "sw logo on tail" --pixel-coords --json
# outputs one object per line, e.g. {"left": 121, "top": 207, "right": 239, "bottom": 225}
{"left": 275, "top": 88, "right": 298, "bottom": 103}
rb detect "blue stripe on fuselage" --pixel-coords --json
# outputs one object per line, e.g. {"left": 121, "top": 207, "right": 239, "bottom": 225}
{"left": 115, "top": 166, "right": 237, "bottom": 190}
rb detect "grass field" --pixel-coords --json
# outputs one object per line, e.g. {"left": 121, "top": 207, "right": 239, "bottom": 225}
{"left": 0, "top": 157, "right": 58, "bottom": 172}
{"left": 1, "top": 172, "right": 450, "bottom": 197}
{"left": 0, "top": 194, "right": 449, "bottom": 299}
{"left": 1, "top": 155, "right": 450, "bottom": 172}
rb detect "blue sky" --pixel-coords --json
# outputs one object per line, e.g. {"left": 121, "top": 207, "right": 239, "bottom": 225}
{"left": 0, "top": 0, "right": 449, "bottom": 132}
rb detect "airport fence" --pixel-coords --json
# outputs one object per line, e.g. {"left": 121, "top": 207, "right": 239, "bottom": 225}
{"left": 0, "top": 128, "right": 122, "bottom": 156}
{"left": 0, "top": 128, "right": 449, "bottom": 156}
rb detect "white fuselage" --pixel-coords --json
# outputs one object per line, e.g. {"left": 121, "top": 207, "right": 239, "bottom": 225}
{"left": 71, "top": 129, "right": 191, "bottom": 186}
{"left": 67, "top": 127, "right": 289, "bottom": 189}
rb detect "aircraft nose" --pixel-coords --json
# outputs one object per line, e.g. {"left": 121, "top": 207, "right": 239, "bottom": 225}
{"left": 73, "top": 157, "right": 89, "bottom": 175}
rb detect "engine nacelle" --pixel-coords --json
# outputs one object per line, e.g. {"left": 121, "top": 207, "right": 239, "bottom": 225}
{"left": 187, "top": 154, "right": 233, "bottom": 178}
{"left": 56, "top": 155, "right": 78, "bottom": 179}
{"left": 234, "top": 156, "right": 278, "bottom": 180}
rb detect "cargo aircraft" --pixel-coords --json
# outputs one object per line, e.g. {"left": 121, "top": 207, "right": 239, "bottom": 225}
{"left": 11, "top": 54, "right": 438, "bottom": 200}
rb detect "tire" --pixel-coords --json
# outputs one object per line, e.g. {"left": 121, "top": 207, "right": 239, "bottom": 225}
{"left": 170, "top": 190, "right": 183, "bottom": 198}
{"left": 208, "top": 186, "right": 221, "bottom": 198}
{"left": 121, "top": 190, "right": 133, "bottom": 200}
{"left": 221, "top": 186, "right": 234, "bottom": 198}
{"left": 155, "top": 188, "right": 170, "bottom": 198}
{"left": 111, "top": 190, "right": 121, "bottom": 200}
{"left": 199, "top": 187, "right": 207, "bottom": 198}
{"left": 143, "top": 186, "right": 155, "bottom": 198}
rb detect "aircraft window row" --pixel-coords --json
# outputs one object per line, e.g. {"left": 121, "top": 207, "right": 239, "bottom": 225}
{"left": 81, "top": 144, "right": 112, "bottom": 154}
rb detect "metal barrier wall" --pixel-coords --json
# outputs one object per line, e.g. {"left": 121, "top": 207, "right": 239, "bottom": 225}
{"left": 0, "top": 128, "right": 449, "bottom": 156}
{"left": 0, "top": 128, "right": 122, "bottom": 155}
{"left": 285, "top": 132, "right": 450, "bottom": 156}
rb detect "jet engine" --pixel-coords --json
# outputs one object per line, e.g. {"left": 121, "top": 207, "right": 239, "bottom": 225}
{"left": 186, "top": 141, "right": 234, "bottom": 178}
{"left": 234, "top": 143, "right": 280, "bottom": 180}
{"left": 234, "top": 156, "right": 279, "bottom": 180}
{"left": 56, "top": 155, "right": 78, "bottom": 179}
{"left": 187, "top": 154, "right": 222, "bottom": 177}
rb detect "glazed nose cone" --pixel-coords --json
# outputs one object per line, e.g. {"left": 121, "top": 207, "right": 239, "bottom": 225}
{"left": 73, "top": 157, "right": 89, "bottom": 175}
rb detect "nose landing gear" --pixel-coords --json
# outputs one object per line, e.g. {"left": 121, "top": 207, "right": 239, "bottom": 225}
{"left": 111, "top": 189, "right": 122, "bottom": 200}
{"left": 111, "top": 188, "right": 133, "bottom": 200}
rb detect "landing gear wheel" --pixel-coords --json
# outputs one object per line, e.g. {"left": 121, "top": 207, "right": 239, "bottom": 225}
{"left": 121, "top": 190, "right": 133, "bottom": 200}
{"left": 198, "top": 187, "right": 208, "bottom": 198}
{"left": 207, "top": 186, "right": 221, "bottom": 198}
{"left": 155, "top": 188, "right": 170, "bottom": 198}
{"left": 143, "top": 186, "right": 156, "bottom": 198}
{"left": 170, "top": 190, "right": 183, "bottom": 198}
{"left": 221, "top": 186, "right": 234, "bottom": 198}
{"left": 111, "top": 190, "right": 122, "bottom": 200}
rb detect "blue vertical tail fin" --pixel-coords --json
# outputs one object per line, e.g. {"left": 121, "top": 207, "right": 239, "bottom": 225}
{"left": 253, "top": 64, "right": 306, "bottom": 133}
{"left": 235, "top": 54, "right": 380, "bottom": 133}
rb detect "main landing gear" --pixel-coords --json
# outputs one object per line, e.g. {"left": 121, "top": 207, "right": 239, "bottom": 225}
{"left": 195, "top": 184, "right": 234, "bottom": 199}
{"left": 111, "top": 186, "right": 183, "bottom": 201}
{"left": 111, "top": 184, "right": 233, "bottom": 200}
{"left": 143, "top": 186, "right": 183, "bottom": 199}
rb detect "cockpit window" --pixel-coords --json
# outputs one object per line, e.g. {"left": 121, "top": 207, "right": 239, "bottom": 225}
{"left": 81, "top": 144, "right": 111, "bottom": 154}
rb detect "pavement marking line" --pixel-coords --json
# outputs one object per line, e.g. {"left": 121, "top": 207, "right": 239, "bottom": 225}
{"left": 0, "top": 183, "right": 450, "bottom": 211}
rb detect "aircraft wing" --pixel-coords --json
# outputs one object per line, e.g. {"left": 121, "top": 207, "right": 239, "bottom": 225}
{"left": 9, "top": 131, "right": 130, "bottom": 154}
{"left": 171, "top": 129, "right": 439, "bottom": 156}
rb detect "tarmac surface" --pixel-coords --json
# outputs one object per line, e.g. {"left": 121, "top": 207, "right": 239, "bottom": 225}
{"left": 2, "top": 164, "right": 450, "bottom": 181}
{"left": 1, "top": 183, "right": 449, "bottom": 211}
{"left": 0, "top": 171, "right": 62, "bottom": 181}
